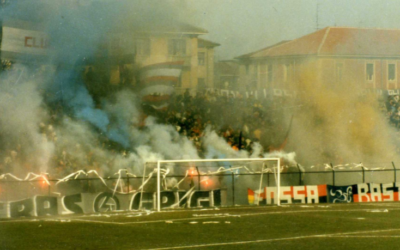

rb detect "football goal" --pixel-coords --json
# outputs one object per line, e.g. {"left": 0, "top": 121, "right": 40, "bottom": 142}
{"left": 144, "top": 158, "right": 281, "bottom": 211}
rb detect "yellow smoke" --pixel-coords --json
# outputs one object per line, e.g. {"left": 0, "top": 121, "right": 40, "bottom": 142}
{"left": 289, "top": 59, "right": 397, "bottom": 165}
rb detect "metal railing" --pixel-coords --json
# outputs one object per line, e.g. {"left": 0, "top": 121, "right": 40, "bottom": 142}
{"left": 1, "top": 162, "right": 399, "bottom": 206}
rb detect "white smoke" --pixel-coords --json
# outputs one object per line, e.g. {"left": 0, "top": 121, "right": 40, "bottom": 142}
{"left": 0, "top": 1, "right": 298, "bottom": 180}
{"left": 0, "top": 66, "right": 55, "bottom": 174}
{"left": 202, "top": 127, "right": 248, "bottom": 159}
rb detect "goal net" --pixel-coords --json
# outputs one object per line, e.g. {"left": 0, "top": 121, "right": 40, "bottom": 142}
{"left": 143, "top": 158, "right": 281, "bottom": 211}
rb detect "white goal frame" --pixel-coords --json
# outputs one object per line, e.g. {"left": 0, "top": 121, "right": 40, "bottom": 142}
{"left": 154, "top": 158, "right": 281, "bottom": 211}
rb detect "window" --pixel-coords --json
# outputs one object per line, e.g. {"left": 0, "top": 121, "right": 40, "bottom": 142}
{"left": 336, "top": 63, "right": 343, "bottom": 81}
{"left": 283, "top": 64, "right": 291, "bottom": 82}
{"left": 388, "top": 63, "right": 396, "bottom": 81}
{"left": 366, "top": 63, "right": 374, "bottom": 81}
{"left": 259, "top": 63, "right": 267, "bottom": 87}
{"left": 267, "top": 65, "right": 273, "bottom": 83}
{"left": 168, "top": 39, "right": 186, "bottom": 56}
{"left": 136, "top": 38, "right": 150, "bottom": 56}
{"left": 198, "top": 52, "right": 205, "bottom": 66}
{"left": 251, "top": 64, "right": 258, "bottom": 88}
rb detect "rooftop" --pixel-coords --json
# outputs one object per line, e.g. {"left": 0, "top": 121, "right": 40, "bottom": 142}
{"left": 118, "top": 18, "right": 208, "bottom": 35}
{"left": 238, "top": 27, "right": 400, "bottom": 59}
{"left": 198, "top": 38, "right": 220, "bottom": 48}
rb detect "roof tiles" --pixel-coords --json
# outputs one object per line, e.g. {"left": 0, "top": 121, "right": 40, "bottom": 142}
{"left": 240, "top": 27, "right": 400, "bottom": 59}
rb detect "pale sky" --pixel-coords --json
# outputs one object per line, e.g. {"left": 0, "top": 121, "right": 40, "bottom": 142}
{"left": 182, "top": 0, "right": 400, "bottom": 59}
{"left": 5, "top": 0, "right": 400, "bottom": 60}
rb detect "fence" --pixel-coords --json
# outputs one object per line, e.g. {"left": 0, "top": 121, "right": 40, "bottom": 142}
{"left": 1, "top": 162, "right": 399, "bottom": 207}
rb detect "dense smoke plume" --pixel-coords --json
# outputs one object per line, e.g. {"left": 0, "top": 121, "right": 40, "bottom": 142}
{"left": 0, "top": 69, "right": 54, "bottom": 175}
{"left": 287, "top": 60, "right": 399, "bottom": 167}
{"left": 1, "top": 0, "right": 262, "bottom": 179}
{"left": 0, "top": 66, "right": 205, "bottom": 177}
{"left": 3, "top": 0, "right": 397, "bottom": 185}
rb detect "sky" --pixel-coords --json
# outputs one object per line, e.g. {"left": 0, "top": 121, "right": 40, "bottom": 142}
{"left": 182, "top": 0, "right": 400, "bottom": 60}
{"left": 4, "top": 0, "right": 400, "bottom": 60}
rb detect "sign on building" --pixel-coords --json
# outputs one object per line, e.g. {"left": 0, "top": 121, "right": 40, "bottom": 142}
{"left": 1, "top": 25, "right": 50, "bottom": 61}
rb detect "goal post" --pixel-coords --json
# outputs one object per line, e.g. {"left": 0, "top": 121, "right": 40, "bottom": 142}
{"left": 152, "top": 158, "right": 281, "bottom": 212}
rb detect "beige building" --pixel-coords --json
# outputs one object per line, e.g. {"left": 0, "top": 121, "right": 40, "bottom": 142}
{"left": 197, "top": 38, "right": 220, "bottom": 90}
{"left": 237, "top": 27, "right": 400, "bottom": 92}
{"left": 1, "top": 18, "right": 219, "bottom": 93}
{"left": 105, "top": 21, "right": 219, "bottom": 92}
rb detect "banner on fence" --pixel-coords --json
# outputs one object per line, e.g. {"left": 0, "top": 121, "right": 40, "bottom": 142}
{"left": 248, "top": 183, "right": 400, "bottom": 205}
{"left": 0, "top": 190, "right": 222, "bottom": 218}
{"left": 247, "top": 185, "right": 327, "bottom": 205}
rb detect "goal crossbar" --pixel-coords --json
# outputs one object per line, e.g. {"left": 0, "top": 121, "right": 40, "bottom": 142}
{"left": 148, "top": 158, "right": 281, "bottom": 211}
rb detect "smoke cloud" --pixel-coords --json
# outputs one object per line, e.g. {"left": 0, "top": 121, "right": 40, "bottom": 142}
{"left": 1, "top": 0, "right": 263, "bottom": 180}
{"left": 0, "top": 67, "right": 54, "bottom": 174}
{"left": 287, "top": 59, "right": 399, "bottom": 167}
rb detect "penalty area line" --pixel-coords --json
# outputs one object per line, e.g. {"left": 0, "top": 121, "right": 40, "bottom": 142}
{"left": 141, "top": 228, "right": 400, "bottom": 250}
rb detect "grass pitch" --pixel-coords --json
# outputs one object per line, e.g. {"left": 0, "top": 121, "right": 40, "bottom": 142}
{"left": 1, "top": 203, "right": 400, "bottom": 250}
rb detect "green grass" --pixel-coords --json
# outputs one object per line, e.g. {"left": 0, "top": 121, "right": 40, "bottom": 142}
{"left": 1, "top": 203, "right": 400, "bottom": 250}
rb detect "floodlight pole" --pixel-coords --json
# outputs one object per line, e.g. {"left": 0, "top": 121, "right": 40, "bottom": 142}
{"left": 157, "top": 161, "right": 161, "bottom": 212}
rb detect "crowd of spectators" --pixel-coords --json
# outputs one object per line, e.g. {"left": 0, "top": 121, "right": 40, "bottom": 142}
{"left": 387, "top": 95, "right": 400, "bottom": 127}
{"left": 0, "top": 108, "right": 107, "bottom": 177}
{"left": 0, "top": 88, "right": 291, "bottom": 177}
{"left": 0, "top": 63, "right": 292, "bottom": 177}
{"left": 35, "top": 92, "right": 400, "bottom": 177}
{"left": 146, "top": 89, "right": 290, "bottom": 157}
{"left": 4, "top": 81, "right": 400, "bottom": 179}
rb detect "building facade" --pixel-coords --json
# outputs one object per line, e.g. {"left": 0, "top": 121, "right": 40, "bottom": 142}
{"left": 0, "top": 18, "right": 219, "bottom": 93}
{"left": 197, "top": 38, "right": 219, "bottom": 90}
{"left": 106, "top": 22, "right": 219, "bottom": 91}
{"left": 237, "top": 27, "right": 400, "bottom": 92}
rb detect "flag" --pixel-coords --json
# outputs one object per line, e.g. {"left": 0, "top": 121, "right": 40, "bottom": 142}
{"left": 248, "top": 185, "right": 327, "bottom": 205}
{"left": 247, "top": 188, "right": 255, "bottom": 205}
{"left": 140, "top": 61, "right": 184, "bottom": 84}
{"left": 327, "top": 185, "right": 353, "bottom": 203}
{"left": 247, "top": 188, "right": 266, "bottom": 205}
{"left": 139, "top": 61, "right": 184, "bottom": 108}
